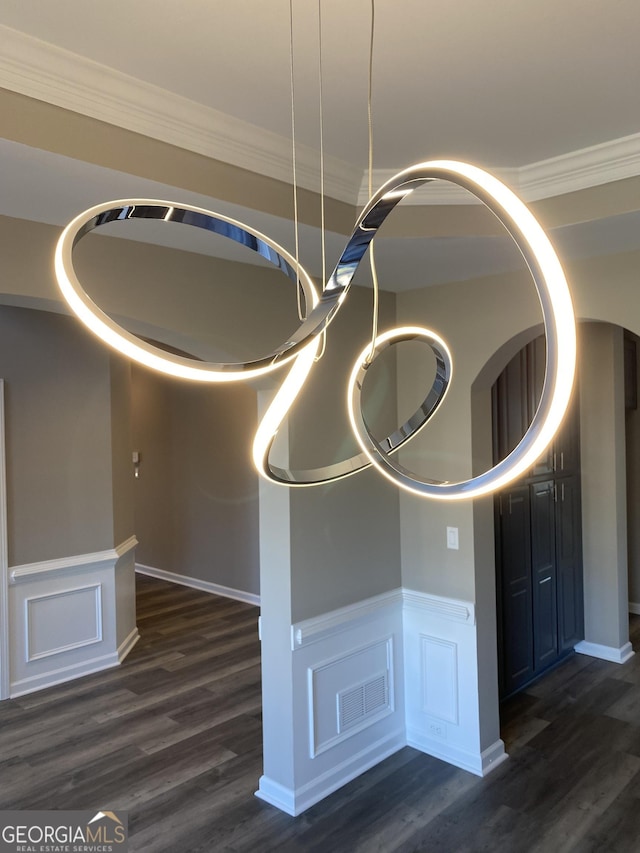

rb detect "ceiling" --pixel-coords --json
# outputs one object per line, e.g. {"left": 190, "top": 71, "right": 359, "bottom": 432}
{"left": 1, "top": 0, "right": 640, "bottom": 290}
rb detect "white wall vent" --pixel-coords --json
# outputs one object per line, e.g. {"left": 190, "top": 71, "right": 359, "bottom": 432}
{"left": 338, "top": 672, "right": 389, "bottom": 732}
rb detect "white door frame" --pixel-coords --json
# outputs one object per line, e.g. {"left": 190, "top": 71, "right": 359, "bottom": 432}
{"left": 0, "top": 380, "right": 9, "bottom": 699}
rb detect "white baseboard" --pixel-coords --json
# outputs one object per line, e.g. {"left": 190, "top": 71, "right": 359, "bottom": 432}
{"left": 480, "top": 740, "right": 509, "bottom": 776}
{"left": 256, "top": 729, "right": 405, "bottom": 817}
{"left": 255, "top": 777, "right": 296, "bottom": 816}
{"left": 629, "top": 602, "right": 640, "bottom": 616}
{"left": 117, "top": 627, "right": 140, "bottom": 663}
{"left": 407, "top": 729, "right": 507, "bottom": 777}
{"left": 574, "top": 639, "right": 635, "bottom": 664}
{"left": 10, "top": 649, "right": 121, "bottom": 698}
{"left": 135, "top": 563, "right": 260, "bottom": 607}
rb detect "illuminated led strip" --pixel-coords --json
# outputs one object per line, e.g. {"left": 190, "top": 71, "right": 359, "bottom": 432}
{"left": 345, "top": 161, "right": 577, "bottom": 500}
{"left": 253, "top": 325, "right": 451, "bottom": 485}
{"left": 54, "top": 161, "right": 576, "bottom": 501}
{"left": 54, "top": 200, "right": 320, "bottom": 382}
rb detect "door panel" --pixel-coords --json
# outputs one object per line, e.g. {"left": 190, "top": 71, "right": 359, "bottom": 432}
{"left": 530, "top": 481, "right": 558, "bottom": 669}
{"left": 555, "top": 397, "right": 581, "bottom": 475}
{"left": 529, "top": 337, "right": 555, "bottom": 477}
{"left": 556, "top": 476, "right": 584, "bottom": 652}
{"left": 494, "top": 354, "right": 529, "bottom": 462}
{"left": 497, "top": 486, "right": 534, "bottom": 695}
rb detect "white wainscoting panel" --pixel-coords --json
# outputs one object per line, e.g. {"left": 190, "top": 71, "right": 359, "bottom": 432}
{"left": 309, "top": 637, "right": 393, "bottom": 757}
{"left": 257, "top": 588, "right": 405, "bottom": 816}
{"left": 26, "top": 583, "right": 102, "bottom": 661}
{"left": 403, "top": 588, "right": 506, "bottom": 777}
{"left": 258, "top": 585, "right": 507, "bottom": 815}
{"left": 421, "top": 635, "right": 458, "bottom": 725}
{"left": 8, "top": 538, "right": 138, "bottom": 697}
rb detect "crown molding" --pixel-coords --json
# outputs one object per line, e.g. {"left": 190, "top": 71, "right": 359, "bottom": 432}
{"left": 3, "top": 26, "right": 640, "bottom": 211}
{"left": 359, "top": 133, "right": 640, "bottom": 207}
{"left": 357, "top": 168, "right": 513, "bottom": 206}
{"left": 519, "top": 132, "right": 640, "bottom": 201}
{"left": 0, "top": 25, "right": 362, "bottom": 204}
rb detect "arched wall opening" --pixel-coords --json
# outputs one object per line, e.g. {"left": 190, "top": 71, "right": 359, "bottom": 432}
{"left": 470, "top": 317, "right": 636, "bottom": 745}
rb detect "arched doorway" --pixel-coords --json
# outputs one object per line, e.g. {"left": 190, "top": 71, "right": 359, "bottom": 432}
{"left": 472, "top": 321, "right": 635, "bottom": 741}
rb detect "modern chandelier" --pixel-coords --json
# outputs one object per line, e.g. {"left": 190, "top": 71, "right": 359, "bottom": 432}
{"left": 53, "top": 6, "right": 576, "bottom": 502}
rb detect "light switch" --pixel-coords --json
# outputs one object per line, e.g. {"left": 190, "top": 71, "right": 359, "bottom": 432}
{"left": 446, "top": 526, "right": 459, "bottom": 550}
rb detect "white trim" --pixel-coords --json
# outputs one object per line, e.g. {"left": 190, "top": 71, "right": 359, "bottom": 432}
{"left": 255, "top": 728, "right": 405, "bottom": 817}
{"left": 574, "top": 639, "right": 635, "bottom": 664}
{"left": 520, "top": 132, "right": 640, "bottom": 201}
{"left": 0, "top": 381, "right": 8, "bottom": 699}
{"left": 114, "top": 535, "right": 138, "bottom": 558}
{"left": 291, "top": 589, "right": 403, "bottom": 650}
{"left": 254, "top": 777, "right": 297, "bottom": 817}
{"left": 10, "top": 536, "right": 138, "bottom": 584}
{"left": 9, "top": 648, "right": 122, "bottom": 698}
{"left": 117, "top": 626, "right": 140, "bottom": 663}
{"left": 406, "top": 728, "right": 507, "bottom": 777}
{"left": 307, "top": 637, "right": 394, "bottom": 758}
{"left": 360, "top": 170, "right": 496, "bottom": 206}
{"left": 420, "top": 635, "right": 459, "bottom": 724}
{"left": 135, "top": 563, "right": 260, "bottom": 607}
{"left": 25, "top": 583, "right": 103, "bottom": 662}
{"left": 359, "top": 132, "right": 640, "bottom": 206}
{"left": 629, "top": 602, "right": 640, "bottom": 616}
{"left": 480, "top": 740, "right": 510, "bottom": 776}
{"left": 401, "top": 588, "right": 475, "bottom": 625}
{"left": 3, "top": 27, "right": 640, "bottom": 209}
{"left": 0, "top": 25, "right": 360, "bottom": 205}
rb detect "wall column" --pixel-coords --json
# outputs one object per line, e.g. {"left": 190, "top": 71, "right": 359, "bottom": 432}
{"left": 576, "top": 322, "right": 634, "bottom": 663}
{"left": 254, "top": 388, "right": 297, "bottom": 813}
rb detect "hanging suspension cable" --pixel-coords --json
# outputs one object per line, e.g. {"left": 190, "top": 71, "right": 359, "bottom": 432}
{"left": 289, "top": 0, "right": 305, "bottom": 321}
{"left": 366, "top": 0, "right": 380, "bottom": 363}
{"left": 315, "top": 0, "right": 327, "bottom": 360}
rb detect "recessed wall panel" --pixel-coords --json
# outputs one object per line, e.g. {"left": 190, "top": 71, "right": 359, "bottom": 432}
{"left": 26, "top": 584, "right": 102, "bottom": 661}
{"left": 420, "top": 634, "right": 459, "bottom": 724}
{"left": 309, "top": 637, "right": 393, "bottom": 757}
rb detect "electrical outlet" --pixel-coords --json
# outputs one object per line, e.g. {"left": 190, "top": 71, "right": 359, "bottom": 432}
{"left": 429, "top": 722, "right": 446, "bottom": 739}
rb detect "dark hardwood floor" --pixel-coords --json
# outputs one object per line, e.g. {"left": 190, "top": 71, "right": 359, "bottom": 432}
{"left": 1, "top": 574, "right": 640, "bottom": 852}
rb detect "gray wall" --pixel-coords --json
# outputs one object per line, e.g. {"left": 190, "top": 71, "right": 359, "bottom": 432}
{"left": 131, "top": 366, "right": 260, "bottom": 595}
{"left": 0, "top": 306, "right": 120, "bottom": 564}
{"left": 110, "top": 356, "right": 135, "bottom": 547}
{"left": 1, "top": 214, "right": 401, "bottom": 607}
{"left": 580, "top": 322, "right": 629, "bottom": 648}
{"left": 288, "top": 284, "right": 402, "bottom": 622}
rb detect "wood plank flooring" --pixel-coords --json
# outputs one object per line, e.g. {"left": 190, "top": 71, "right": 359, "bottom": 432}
{"left": 1, "top": 574, "right": 640, "bottom": 852}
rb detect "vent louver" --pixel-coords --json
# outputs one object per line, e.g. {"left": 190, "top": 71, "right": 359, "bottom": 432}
{"left": 338, "top": 672, "right": 389, "bottom": 732}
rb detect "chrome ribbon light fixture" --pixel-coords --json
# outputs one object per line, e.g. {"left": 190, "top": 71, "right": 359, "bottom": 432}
{"left": 54, "top": 159, "right": 576, "bottom": 500}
